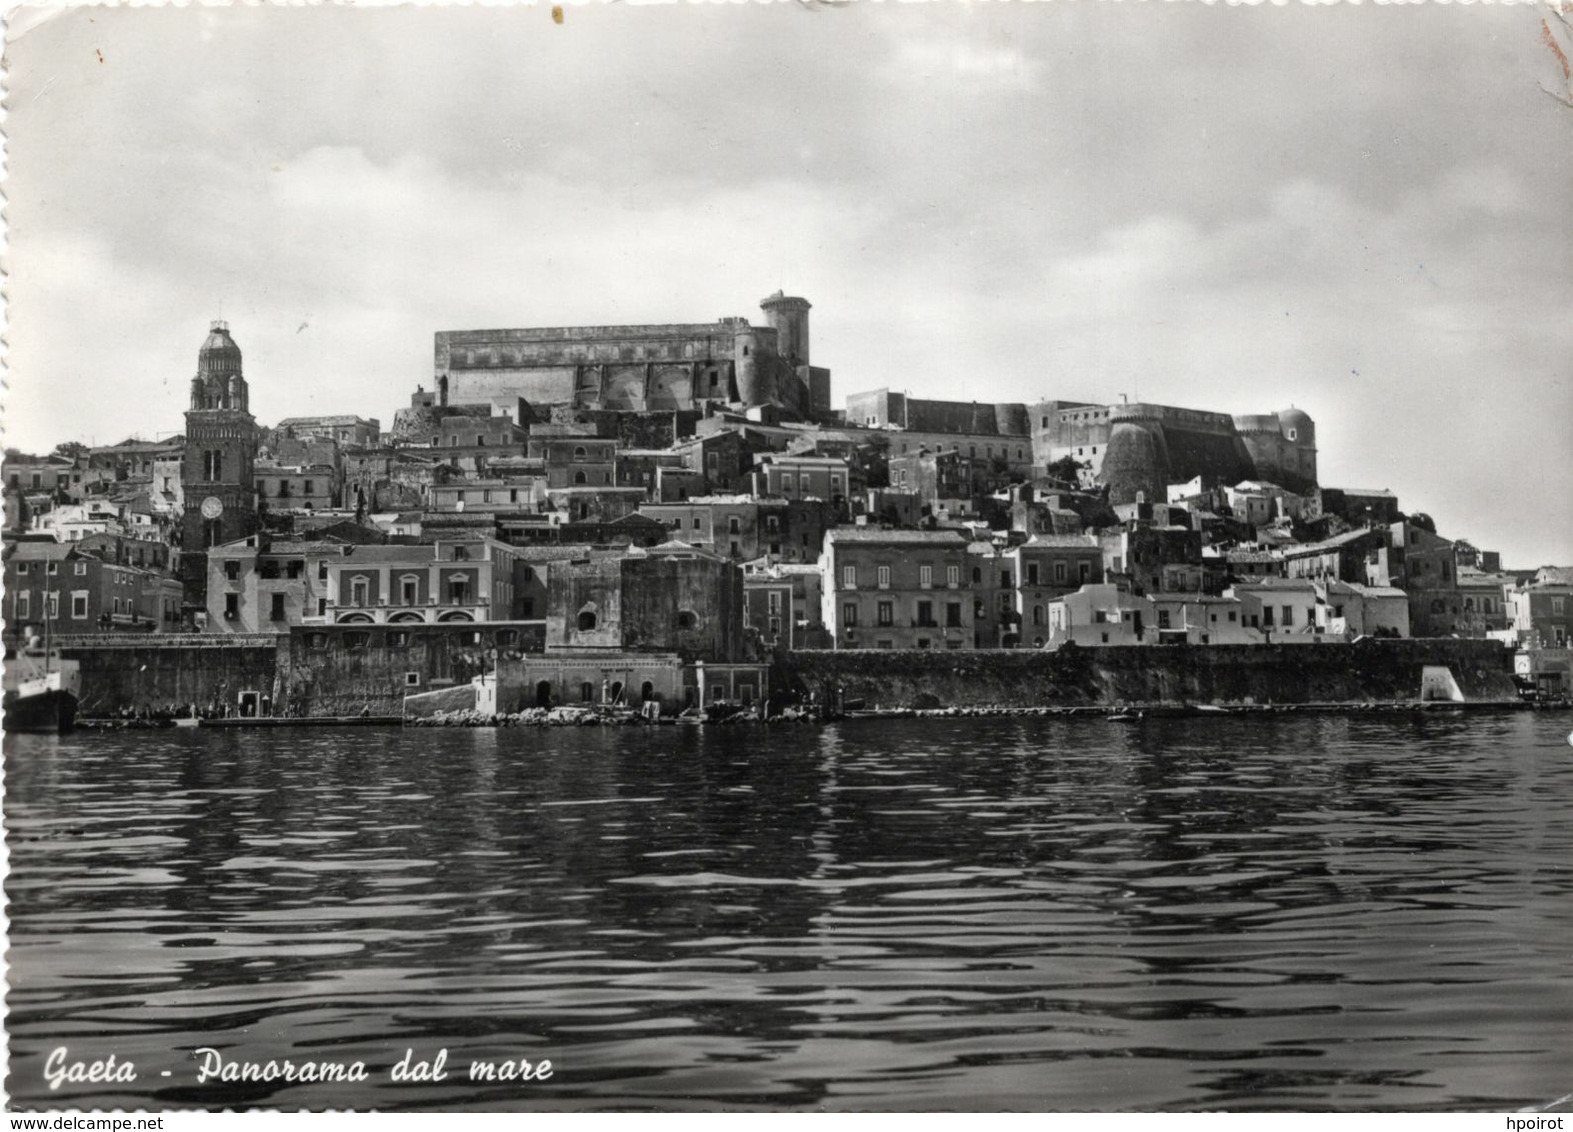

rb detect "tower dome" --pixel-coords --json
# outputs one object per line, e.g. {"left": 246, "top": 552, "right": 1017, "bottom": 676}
{"left": 191, "top": 320, "right": 248, "bottom": 411}
{"left": 199, "top": 320, "right": 243, "bottom": 380}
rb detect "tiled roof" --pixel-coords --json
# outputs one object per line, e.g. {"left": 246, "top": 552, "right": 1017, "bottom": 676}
{"left": 1231, "top": 577, "right": 1317, "bottom": 591}
{"left": 826, "top": 528, "right": 968, "bottom": 545}
{"left": 7, "top": 540, "right": 73, "bottom": 560}
{"left": 1022, "top": 534, "right": 1100, "bottom": 549}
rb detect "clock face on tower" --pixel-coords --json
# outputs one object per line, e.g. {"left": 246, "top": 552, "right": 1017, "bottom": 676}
{"left": 200, "top": 496, "right": 224, "bottom": 520}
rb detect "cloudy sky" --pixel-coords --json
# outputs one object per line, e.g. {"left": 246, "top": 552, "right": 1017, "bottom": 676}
{"left": 5, "top": 1, "right": 1570, "bottom": 565}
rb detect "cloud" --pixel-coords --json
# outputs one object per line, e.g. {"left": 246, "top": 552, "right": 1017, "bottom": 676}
{"left": 4, "top": 2, "right": 1570, "bottom": 567}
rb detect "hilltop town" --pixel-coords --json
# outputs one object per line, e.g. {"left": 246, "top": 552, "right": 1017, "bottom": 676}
{"left": 4, "top": 294, "right": 1570, "bottom": 716}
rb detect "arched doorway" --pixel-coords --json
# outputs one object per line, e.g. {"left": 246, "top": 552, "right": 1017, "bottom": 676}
{"left": 535, "top": 681, "right": 552, "bottom": 707}
{"left": 640, "top": 681, "right": 654, "bottom": 703}
{"left": 609, "top": 681, "right": 624, "bottom": 704}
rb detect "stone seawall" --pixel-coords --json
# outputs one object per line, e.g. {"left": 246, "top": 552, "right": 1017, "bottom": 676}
{"left": 61, "top": 635, "right": 1520, "bottom": 718}
{"left": 778, "top": 639, "right": 1519, "bottom": 710}
{"left": 59, "top": 636, "right": 284, "bottom": 716}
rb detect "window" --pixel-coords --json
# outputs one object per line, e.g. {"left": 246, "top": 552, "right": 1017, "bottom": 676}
{"left": 389, "top": 631, "right": 410, "bottom": 648}
{"left": 307, "top": 632, "right": 328, "bottom": 649}
{"left": 768, "top": 591, "right": 782, "bottom": 613}
{"left": 877, "top": 600, "right": 893, "bottom": 626}
{"left": 917, "top": 600, "right": 935, "bottom": 627}
{"left": 842, "top": 601, "right": 859, "bottom": 627}
{"left": 406, "top": 672, "right": 421, "bottom": 687}
{"left": 304, "top": 480, "right": 314, "bottom": 496}
{"left": 947, "top": 602, "right": 962, "bottom": 628}
{"left": 46, "top": 593, "right": 59, "bottom": 619}
{"left": 271, "top": 593, "right": 286, "bottom": 621}
{"left": 319, "top": 560, "right": 329, "bottom": 581}
{"left": 1158, "top": 609, "right": 1171, "bottom": 629}
{"left": 1552, "top": 597, "right": 1565, "bottom": 616}
{"left": 15, "top": 563, "right": 27, "bottom": 576}
{"left": 843, "top": 565, "right": 857, "bottom": 589}
{"left": 581, "top": 682, "right": 596, "bottom": 703}
{"left": 401, "top": 576, "right": 419, "bottom": 605}
{"left": 16, "top": 591, "right": 30, "bottom": 620}
{"left": 1079, "top": 562, "right": 1091, "bottom": 582}
{"left": 71, "top": 593, "right": 88, "bottom": 619}
{"left": 917, "top": 638, "right": 931, "bottom": 649}
{"left": 225, "top": 561, "right": 240, "bottom": 581}
{"left": 47, "top": 561, "right": 59, "bottom": 576}
{"left": 74, "top": 562, "right": 88, "bottom": 576}
{"left": 692, "top": 517, "right": 703, "bottom": 530}
{"left": 1027, "top": 564, "right": 1040, "bottom": 586}
{"left": 1001, "top": 570, "right": 1012, "bottom": 588}
{"left": 351, "top": 577, "right": 369, "bottom": 606}
{"left": 920, "top": 565, "right": 933, "bottom": 589}
{"left": 1282, "top": 605, "right": 1294, "bottom": 627}
{"left": 573, "top": 446, "right": 587, "bottom": 458}
{"left": 578, "top": 610, "right": 597, "bottom": 632}
{"left": 729, "top": 516, "right": 741, "bottom": 534}
{"left": 877, "top": 565, "right": 891, "bottom": 589}
{"left": 318, "top": 598, "right": 328, "bottom": 617}
{"left": 225, "top": 593, "right": 239, "bottom": 620}
{"left": 676, "top": 610, "right": 697, "bottom": 631}
{"left": 1053, "top": 561, "right": 1067, "bottom": 584}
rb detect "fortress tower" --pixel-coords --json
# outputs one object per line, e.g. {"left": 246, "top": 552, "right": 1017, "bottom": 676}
{"left": 759, "top": 291, "right": 810, "bottom": 366}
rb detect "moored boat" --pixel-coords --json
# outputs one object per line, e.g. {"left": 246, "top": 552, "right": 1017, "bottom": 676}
{"left": 4, "top": 645, "right": 82, "bottom": 734}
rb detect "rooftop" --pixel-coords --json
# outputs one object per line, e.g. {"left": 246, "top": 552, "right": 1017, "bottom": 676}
{"left": 826, "top": 528, "right": 969, "bottom": 545}
{"left": 1021, "top": 534, "right": 1101, "bottom": 549}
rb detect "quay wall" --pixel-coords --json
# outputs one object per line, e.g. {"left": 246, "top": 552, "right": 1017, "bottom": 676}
{"left": 57, "top": 634, "right": 284, "bottom": 716}
{"left": 778, "top": 638, "right": 1519, "bottom": 709}
{"left": 59, "top": 633, "right": 1518, "bottom": 718}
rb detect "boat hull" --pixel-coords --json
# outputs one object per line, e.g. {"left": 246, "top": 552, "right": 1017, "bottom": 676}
{"left": 4, "top": 687, "right": 79, "bottom": 734}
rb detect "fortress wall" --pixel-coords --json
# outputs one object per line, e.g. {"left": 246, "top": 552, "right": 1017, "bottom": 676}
{"left": 1156, "top": 426, "right": 1256, "bottom": 487}
{"left": 1111, "top": 403, "right": 1238, "bottom": 433}
{"left": 449, "top": 367, "right": 578, "bottom": 407}
{"left": 437, "top": 325, "right": 753, "bottom": 370}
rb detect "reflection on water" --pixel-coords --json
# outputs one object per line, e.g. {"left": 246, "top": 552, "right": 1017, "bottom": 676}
{"left": 6, "top": 714, "right": 1572, "bottom": 1110}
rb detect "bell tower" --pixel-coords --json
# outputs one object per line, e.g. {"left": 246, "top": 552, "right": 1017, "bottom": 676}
{"left": 180, "top": 320, "right": 258, "bottom": 609}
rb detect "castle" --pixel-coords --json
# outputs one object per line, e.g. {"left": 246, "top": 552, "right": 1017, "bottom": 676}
{"left": 413, "top": 291, "right": 832, "bottom": 425}
{"left": 845, "top": 389, "right": 1317, "bottom": 503}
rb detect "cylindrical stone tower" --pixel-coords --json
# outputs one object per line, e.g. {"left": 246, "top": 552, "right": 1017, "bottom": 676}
{"left": 759, "top": 291, "right": 811, "bottom": 366}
